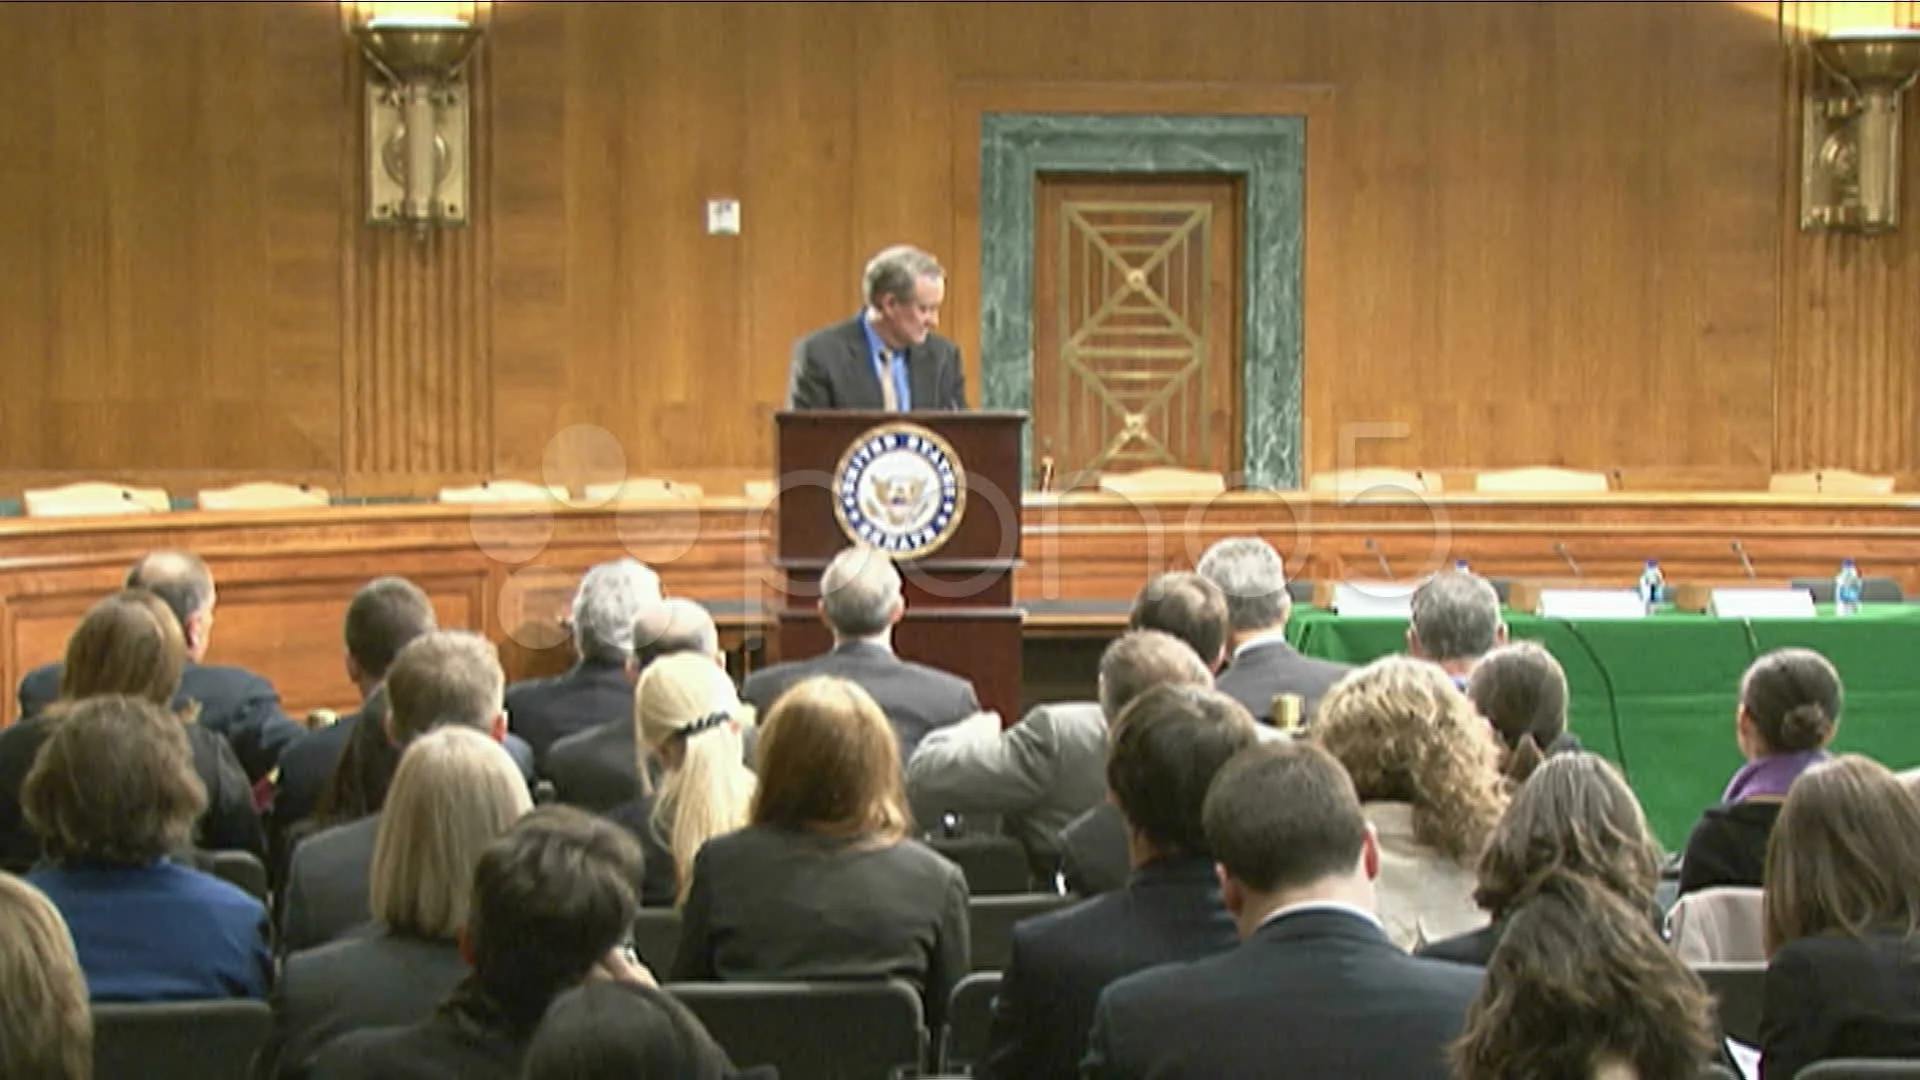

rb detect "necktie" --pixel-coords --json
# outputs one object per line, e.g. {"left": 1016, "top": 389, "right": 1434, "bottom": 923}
{"left": 879, "top": 350, "right": 901, "bottom": 411}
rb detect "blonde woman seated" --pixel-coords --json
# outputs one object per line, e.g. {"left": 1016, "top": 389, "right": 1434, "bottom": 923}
{"left": 1419, "top": 753, "right": 1661, "bottom": 967}
{"left": 1760, "top": 755, "right": 1920, "bottom": 1080}
{"left": 24, "top": 695, "right": 271, "bottom": 1001}
{"left": 1315, "top": 656, "right": 1507, "bottom": 950}
{"left": 1450, "top": 871, "right": 1717, "bottom": 1080}
{"left": 672, "top": 676, "right": 970, "bottom": 1029}
{"left": 0, "top": 872, "right": 91, "bottom": 1079}
{"left": 258, "top": 726, "right": 532, "bottom": 1078}
{"left": 607, "top": 653, "right": 757, "bottom": 907}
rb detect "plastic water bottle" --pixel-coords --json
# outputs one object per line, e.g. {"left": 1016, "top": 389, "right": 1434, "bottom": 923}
{"left": 1637, "top": 560, "right": 1665, "bottom": 613}
{"left": 1453, "top": 559, "right": 1471, "bottom": 574}
{"left": 1835, "top": 559, "right": 1863, "bottom": 617}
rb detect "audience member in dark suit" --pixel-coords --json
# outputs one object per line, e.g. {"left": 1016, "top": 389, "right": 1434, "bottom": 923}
{"left": 547, "top": 597, "right": 720, "bottom": 811}
{"left": 1419, "top": 753, "right": 1662, "bottom": 967}
{"left": 259, "top": 727, "right": 531, "bottom": 1078}
{"left": 674, "top": 676, "right": 970, "bottom": 1029}
{"left": 982, "top": 685, "right": 1258, "bottom": 1080}
{"left": 524, "top": 981, "right": 775, "bottom": 1080}
{"left": 1681, "top": 647, "right": 1840, "bottom": 897}
{"left": 272, "top": 577, "right": 439, "bottom": 865}
{"left": 0, "top": 872, "right": 93, "bottom": 1079}
{"left": 507, "top": 559, "right": 659, "bottom": 768}
{"left": 308, "top": 807, "right": 650, "bottom": 1080}
{"left": 1081, "top": 741, "right": 1481, "bottom": 1080}
{"left": 281, "top": 631, "right": 519, "bottom": 953}
{"left": 742, "top": 546, "right": 978, "bottom": 766}
{"left": 1463, "top": 641, "right": 1584, "bottom": 787}
{"left": 17, "top": 551, "right": 305, "bottom": 781}
{"left": 1197, "top": 536, "right": 1352, "bottom": 727}
{"left": 787, "top": 245, "right": 967, "bottom": 411}
{"left": 1451, "top": 871, "right": 1717, "bottom": 1079}
{"left": 0, "top": 589, "right": 262, "bottom": 871}
{"left": 24, "top": 696, "right": 271, "bottom": 1002}
{"left": 1759, "top": 755, "right": 1920, "bottom": 1080}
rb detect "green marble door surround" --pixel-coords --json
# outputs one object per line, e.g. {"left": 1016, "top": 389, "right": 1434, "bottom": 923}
{"left": 977, "top": 112, "right": 1306, "bottom": 490}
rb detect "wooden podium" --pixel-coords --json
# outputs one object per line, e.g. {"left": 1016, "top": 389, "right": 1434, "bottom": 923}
{"left": 771, "top": 410, "right": 1027, "bottom": 721}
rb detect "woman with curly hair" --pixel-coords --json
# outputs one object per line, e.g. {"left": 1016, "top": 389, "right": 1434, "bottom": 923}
{"left": 1314, "top": 655, "right": 1507, "bottom": 949}
{"left": 1420, "top": 753, "right": 1662, "bottom": 966}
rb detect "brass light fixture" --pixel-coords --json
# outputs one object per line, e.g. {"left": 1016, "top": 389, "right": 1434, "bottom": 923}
{"left": 1801, "top": 28, "right": 1920, "bottom": 234}
{"left": 344, "top": 2, "right": 488, "bottom": 230}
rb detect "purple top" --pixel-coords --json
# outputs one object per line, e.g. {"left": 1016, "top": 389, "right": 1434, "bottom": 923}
{"left": 1722, "top": 749, "right": 1830, "bottom": 804}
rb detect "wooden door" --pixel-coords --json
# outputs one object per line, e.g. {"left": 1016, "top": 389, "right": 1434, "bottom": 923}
{"left": 1032, "top": 174, "right": 1244, "bottom": 490}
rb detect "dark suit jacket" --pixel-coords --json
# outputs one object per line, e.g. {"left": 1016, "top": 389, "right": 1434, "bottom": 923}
{"left": 307, "top": 981, "right": 529, "bottom": 1080}
{"left": 544, "top": 718, "right": 640, "bottom": 812}
{"left": 1058, "top": 803, "right": 1131, "bottom": 898}
{"left": 280, "top": 815, "right": 380, "bottom": 954}
{"left": 258, "top": 928, "right": 469, "bottom": 1079}
{"left": 787, "top": 316, "right": 967, "bottom": 411}
{"left": 20, "top": 660, "right": 305, "bottom": 781}
{"left": 981, "top": 857, "right": 1239, "bottom": 1080}
{"left": 606, "top": 793, "right": 687, "bottom": 907}
{"left": 1213, "top": 640, "right": 1352, "bottom": 726}
{"left": 673, "top": 824, "right": 971, "bottom": 1029}
{"left": 1761, "top": 928, "right": 1920, "bottom": 1080}
{"left": 504, "top": 659, "right": 633, "bottom": 769}
{"left": 272, "top": 692, "right": 384, "bottom": 857}
{"left": 1083, "top": 908, "right": 1482, "bottom": 1080}
{"left": 1679, "top": 798, "right": 1783, "bottom": 896}
{"left": 742, "top": 641, "right": 979, "bottom": 766}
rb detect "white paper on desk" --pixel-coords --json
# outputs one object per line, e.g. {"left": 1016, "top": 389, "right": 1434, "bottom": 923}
{"left": 1331, "top": 581, "right": 1415, "bottom": 617}
{"left": 1535, "top": 589, "right": 1646, "bottom": 620}
{"left": 1709, "top": 588, "right": 1817, "bottom": 620}
{"left": 1725, "top": 1038, "right": 1760, "bottom": 1080}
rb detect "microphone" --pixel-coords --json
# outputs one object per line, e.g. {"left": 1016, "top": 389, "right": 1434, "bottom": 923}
{"left": 1363, "top": 538, "right": 1393, "bottom": 579}
{"left": 1731, "top": 540, "right": 1757, "bottom": 581}
{"left": 1554, "top": 542, "right": 1583, "bottom": 580}
{"left": 1038, "top": 455, "right": 1056, "bottom": 494}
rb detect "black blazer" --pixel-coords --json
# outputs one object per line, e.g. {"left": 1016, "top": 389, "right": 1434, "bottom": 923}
{"left": 1679, "top": 798, "right": 1783, "bottom": 896}
{"left": 504, "top": 659, "right": 634, "bottom": 769}
{"left": 742, "top": 641, "right": 979, "bottom": 766}
{"left": 280, "top": 815, "right": 380, "bottom": 954}
{"left": 1083, "top": 908, "right": 1482, "bottom": 1080}
{"left": 787, "top": 316, "right": 967, "bottom": 411}
{"left": 605, "top": 793, "right": 687, "bottom": 908}
{"left": 1058, "top": 803, "right": 1131, "bottom": 898}
{"left": 981, "top": 857, "right": 1239, "bottom": 1080}
{"left": 20, "top": 660, "right": 305, "bottom": 782}
{"left": 272, "top": 693, "right": 384, "bottom": 857}
{"left": 672, "top": 825, "right": 971, "bottom": 1029}
{"left": 1213, "top": 641, "right": 1352, "bottom": 726}
{"left": 544, "top": 719, "right": 640, "bottom": 812}
{"left": 257, "top": 928, "right": 469, "bottom": 1079}
{"left": 1762, "top": 928, "right": 1920, "bottom": 1080}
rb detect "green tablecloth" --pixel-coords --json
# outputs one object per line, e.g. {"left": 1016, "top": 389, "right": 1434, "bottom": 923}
{"left": 1285, "top": 604, "right": 1920, "bottom": 849}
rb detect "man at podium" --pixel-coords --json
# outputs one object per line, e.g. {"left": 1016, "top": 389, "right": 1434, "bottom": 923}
{"left": 787, "top": 244, "right": 969, "bottom": 412}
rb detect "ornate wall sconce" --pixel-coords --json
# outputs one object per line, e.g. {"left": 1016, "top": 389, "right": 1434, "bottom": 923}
{"left": 1801, "top": 28, "right": 1920, "bottom": 234}
{"left": 343, "top": 2, "right": 489, "bottom": 230}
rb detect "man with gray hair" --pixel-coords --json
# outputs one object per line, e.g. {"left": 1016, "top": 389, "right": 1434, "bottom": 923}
{"left": 786, "top": 244, "right": 968, "bottom": 411}
{"left": 1198, "top": 537, "right": 1352, "bottom": 728}
{"left": 743, "top": 545, "right": 978, "bottom": 764}
{"left": 1407, "top": 569, "right": 1507, "bottom": 683}
{"left": 505, "top": 558, "right": 661, "bottom": 767}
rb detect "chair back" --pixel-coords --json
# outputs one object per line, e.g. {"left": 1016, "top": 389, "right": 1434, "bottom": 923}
{"left": 967, "top": 893, "right": 1077, "bottom": 972}
{"left": 1792, "top": 576, "right": 1906, "bottom": 604}
{"left": 177, "top": 850, "right": 270, "bottom": 904}
{"left": 1796, "top": 1061, "right": 1920, "bottom": 1078}
{"left": 939, "top": 970, "right": 1002, "bottom": 1075}
{"left": 1692, "top": 961, "right": 1768, "bottom": 1046}
{"left": 24, "top": 481, "right": 171, "bottom": 518}
{"left": 1307, "top": 468, "right": 1439, "bottom": 497}
{"left": 1667, "top": 887, "right": 1766, "bottom": 965}
{"left": 667, "top": 980, "right": 927, "bottom": 1080}
{"left": 196, "top": 482, "right": 329, "bottom": 510}
{"left": 1096, "top": 468, "right": 1227, "bottom": 498}
{"left": 1769, "top": 469, "right": 1895, "bottom": 496}
{"left": 632, "top": 906, "right": 684, "bottom": 974}
{"left": 930, "top": 834, "right": 1032, "bottom": 896}
{"left": 92, "top": 999, "right": 273, "bottom": 1080}
{"left": 582, "top": 477, "right": 704, "bottom": 503}
{"left": 436, "top": 480, "right": 569, "bottom": 504}
{"left": 1472, "top": 467, "right": 1611, "bottom": 494}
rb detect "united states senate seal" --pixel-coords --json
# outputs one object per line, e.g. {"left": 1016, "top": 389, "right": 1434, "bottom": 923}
{"left": 832, "top": 423, "right": 967, "bottom": 558}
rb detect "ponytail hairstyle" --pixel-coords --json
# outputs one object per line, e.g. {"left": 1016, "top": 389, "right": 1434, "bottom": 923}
{"left": 635, "top": 654, "right": 757, "bottom": 905}
{"left": 1740, "top": 648, "right": 1842, "bottom": 755}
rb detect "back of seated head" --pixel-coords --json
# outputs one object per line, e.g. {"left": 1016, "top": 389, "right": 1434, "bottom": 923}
{"left": 753, "top": 675, "right": 909, "bottom": 842}
{"left": 345, "top": 577, "right": 438, "bottom": 682}
{"left": 1740, "top": 647, "right": 1843, "bottom": 756}
{"left": 383, "top": 630, "right": 505, "bottom": 747}
{"left": 57, "top": 589, "right": 188, "bottom": 711}
{"left": 123, "top": 550, "right": 215, "bottom": 633}
{"left": 0, "top": 872, "right": 91, "bottom": 1080}
{"left": 635, "top": 653, "right": 756, "bottom": 903}
{"left": 1195, "top": 536, "right": 1292, "bottom": 634}
{"left": 572, "top": 559, "right": 663, "bottom": 666}
{"left": 372, "top": 727, "right": 533, "bottom": 943}
{"left": 23, "top": 696, "right": 207, "bottom": 867}
{"left": 1763, "top": 754, "right": 1920, "bottom": 953}
{"left": 1409, "top": 570, "right": 1502, "bottom": 663}
{"left": 632, "top": 597, "right": 721, "bottom": 671}
{"left": 526, "top": 981, "right": 747, "bottom": 1080}
{"left": 1098, "top": 628, "right": 1215, "bottom": 722}
{"left": 1466, "top": 641, "right": 1568, "bottom": 781}
{"left": 1203, "top": 740, "right": 1369, "bottom": 896}
{"left": 1128, "top": 572, "right": 1229, "bottom": 669}
{"left": 1108, "top": 685, "right": 1260, "bottom": 859}
{"left": 468, "top": 805, "right": 644, "bottom": 1030}
{"left": 1451, "top": 871, "right": 1716, "bottom": 1080}
{"left": 818, "top": 546, "right": 903, "bottom": 640}
{"left": 1472, "top": 753, "right": 1660, "bottom": 921}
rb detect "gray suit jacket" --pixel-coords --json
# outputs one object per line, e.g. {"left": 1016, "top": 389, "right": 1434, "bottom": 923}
{"left": 257, "top": 928, "right": 469, "bottom": 1079}
{"left": 742, "top": 641, "right": 979, "bottom": 766}
{"left": 787, "top": 316, "right": 967, "bottom": 411}
{"left": 905, "top": 701, "right": 1106, "bottom": 867}
{"left": 280, "top": 815, "right": 380, "bottom": 954}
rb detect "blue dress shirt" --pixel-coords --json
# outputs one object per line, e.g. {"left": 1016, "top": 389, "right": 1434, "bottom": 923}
{"left": 858, "top": 315, "right": 912, "bottom": 411}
